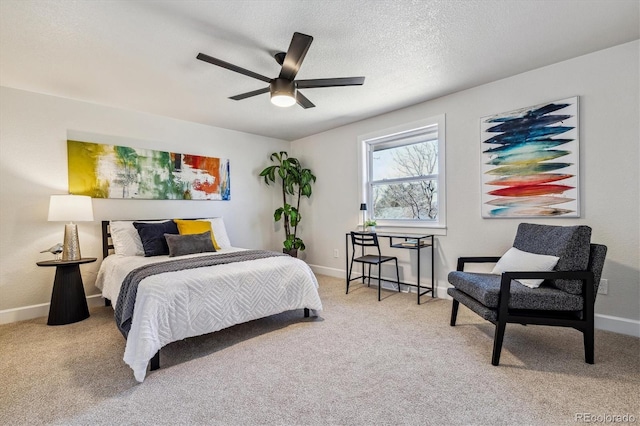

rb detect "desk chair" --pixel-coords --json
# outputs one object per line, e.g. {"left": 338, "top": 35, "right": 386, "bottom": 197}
{"left": 347, "top": 231, "right": 400, "bottom": 301}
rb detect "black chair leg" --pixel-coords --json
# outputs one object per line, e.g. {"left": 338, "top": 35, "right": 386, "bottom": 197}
{"left": 450, "top": 299, "right": 459, "bottom": 326}
{"left": 346, "top": 259, "right": 355, "bottom": 294}
{"left": 492, "top": 320, "right": 507, "bottom": 366}
{"left": 584, "top": 326, "right": 595, "bottom": 364}
{"left": 367, "top": 264, "right": 372, "bottom": 287}
{"left": 395, "top": 259, "right": 400, "bottom": 292}
{"left": 378, "top": 265, "right": 382, "bottom": 301}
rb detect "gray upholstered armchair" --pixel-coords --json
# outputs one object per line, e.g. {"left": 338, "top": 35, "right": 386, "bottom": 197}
{"left": 447, "top": 223, "right": 607, "bottom": 365}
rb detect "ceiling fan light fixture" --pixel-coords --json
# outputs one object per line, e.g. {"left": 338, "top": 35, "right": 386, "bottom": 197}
{"left": 197, "top": 32, "right": 364, "bottom": 109}
{"left": 270, "top": 78, "right": 296, "bottom": 107}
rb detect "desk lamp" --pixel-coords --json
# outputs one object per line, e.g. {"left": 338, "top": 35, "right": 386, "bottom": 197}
{"left": 360, "top": 203, "right": 367, "bottom": 231}
{"left": 48, "top": 195, "right": 94, "bottom": 261}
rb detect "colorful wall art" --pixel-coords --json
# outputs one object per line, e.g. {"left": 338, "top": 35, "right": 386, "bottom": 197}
{"left": 481, "top": 97, "right": 579, "bottom": 218}
{"left": 67, "top": 140, "right": 230, "bottom": 200}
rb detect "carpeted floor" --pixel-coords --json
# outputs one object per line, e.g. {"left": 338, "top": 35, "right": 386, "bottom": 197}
{"left": 1, "top": 274, "right": 638, "bottom": 425}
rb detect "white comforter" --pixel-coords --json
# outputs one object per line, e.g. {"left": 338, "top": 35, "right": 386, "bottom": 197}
{"left": 95, "top": 248, "right": 323, "bottom": 382}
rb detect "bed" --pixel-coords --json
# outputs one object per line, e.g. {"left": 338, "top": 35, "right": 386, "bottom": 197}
{"left": 95, "top": 218, "right": 323, "bottom": 382}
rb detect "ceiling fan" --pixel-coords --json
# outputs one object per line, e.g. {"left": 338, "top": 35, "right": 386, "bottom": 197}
{"left": 196, "top": 32, "right": 365, "bottom": 109}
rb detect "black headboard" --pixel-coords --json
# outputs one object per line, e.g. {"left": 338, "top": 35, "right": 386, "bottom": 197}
{"left": 102, "top": 221, "right": 114, "bottom": 259}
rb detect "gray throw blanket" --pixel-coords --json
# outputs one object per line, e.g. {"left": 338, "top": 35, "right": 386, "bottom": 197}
{"left": 115, "top": 250, "right": 288, "bottom": 337}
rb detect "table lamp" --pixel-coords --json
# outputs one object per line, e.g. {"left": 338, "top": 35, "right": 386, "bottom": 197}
{"left": 48, "top": 195, "right": 94, "bottom": 261}
{"left": 360, "top": 203, "right": 367, "bottom": 230}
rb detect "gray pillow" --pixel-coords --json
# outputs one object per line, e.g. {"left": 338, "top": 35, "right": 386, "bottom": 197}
{"left": 164, "top": 231, "right": 216, "bottom": 257}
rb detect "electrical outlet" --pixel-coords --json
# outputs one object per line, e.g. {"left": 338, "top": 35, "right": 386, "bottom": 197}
{"left": 333, "top": 249, "right": 339, "bottom": 258}
{"left": 598, "top": 279, "right": 608, "bottom": 295}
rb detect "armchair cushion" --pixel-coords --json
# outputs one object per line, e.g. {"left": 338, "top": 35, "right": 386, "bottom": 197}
{"left": 447, "top": 288, "right": 498, "bottom": 322}
{"left": 447, "top": 271, "right": 584, "bottom": 311}
{"left": 512, "top": 223, "right": 591, "bottom": 294}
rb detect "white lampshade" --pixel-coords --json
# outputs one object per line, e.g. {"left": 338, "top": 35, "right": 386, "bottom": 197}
{"left": 48, "top": 195, "right": 94, "bottom": 222}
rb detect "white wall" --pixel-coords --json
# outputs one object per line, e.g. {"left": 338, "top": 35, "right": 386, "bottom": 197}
{"left": 292, "top": 41, "right": 640, "bottom": 329}
{"left": 0, "top": 86, "right": 288, "bottom": 316}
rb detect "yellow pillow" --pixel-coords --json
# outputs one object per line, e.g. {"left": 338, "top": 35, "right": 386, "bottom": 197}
{"left": 173, "top": 219, "right": 220, "bottom": 250}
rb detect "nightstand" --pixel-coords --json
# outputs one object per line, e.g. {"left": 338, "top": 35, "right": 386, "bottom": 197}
{"left": 36, "top": 258, "right": 97, "bottom": 325}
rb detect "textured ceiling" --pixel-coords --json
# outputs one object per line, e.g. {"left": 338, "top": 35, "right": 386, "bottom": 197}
{"left": 1, "top": 0, "right": 638, "bottom": 141}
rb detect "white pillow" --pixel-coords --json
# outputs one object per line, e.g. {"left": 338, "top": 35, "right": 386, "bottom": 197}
{"left": 109, "top": 221, "right": 144, "bottom": 256}
{"left": 203, "top": 217, "right": 232, "bottom": 249}
{"left": 491, "top": 247, "right": 559, "bottom": 288}
{"left": 109, "top": 220, "right": 167, "bottom": 256}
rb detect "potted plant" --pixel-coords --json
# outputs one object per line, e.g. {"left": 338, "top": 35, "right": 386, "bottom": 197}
{"left": 259, "top": 151, "right": 316, "bottom": 257}
{"left": 365, "top": 219, "right": 377, "bottom": 233}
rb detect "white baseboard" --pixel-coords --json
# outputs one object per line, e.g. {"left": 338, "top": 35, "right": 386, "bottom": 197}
{"left": 308, "top": 264, "right": 345, "bottom": 279}
{"left": 310, "top": 263, "right": 448, "bottom": 298}
{"left": 0, "top": 294, "right": 105, "bottom": 325}
{"left": 309, "top": 265, "right": 640, "bottom": 338}
{"left": 594, "top": 314, "right": 640, "bottom": 338}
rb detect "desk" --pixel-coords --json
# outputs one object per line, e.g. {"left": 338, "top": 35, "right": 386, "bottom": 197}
{"left": 36, "top": 258, "right": 96, "bottom": 325}
{"left": 345, "top": 232, "right": 434, "bottom": 304}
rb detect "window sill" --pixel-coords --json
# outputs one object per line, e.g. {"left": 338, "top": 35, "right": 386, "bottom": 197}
{"left": 358, "top": 223, "right": 447, "bottom": 236}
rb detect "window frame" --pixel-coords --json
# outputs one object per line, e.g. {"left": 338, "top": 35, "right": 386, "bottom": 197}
{"left": 358, "top": 115, "right": 446, "bottom": 234}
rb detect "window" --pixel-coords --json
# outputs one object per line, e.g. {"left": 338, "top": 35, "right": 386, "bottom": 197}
{"left": 359, "top": 115, "right": 446, "bottom": 230}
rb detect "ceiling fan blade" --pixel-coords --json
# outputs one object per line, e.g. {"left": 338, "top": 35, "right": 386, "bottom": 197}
{"left": 296, "top": 91, "right": 315, "bottom": 109}
{"left": 229, "top": 87, "right": 270, "bottom": 101}
{"left": 296, "top": 77, "right": 365, "bottom": 89}
{"left": 279, "top": 32, "right": 313, "bottom": 81}
{"left": 197, "top": 53, "right": 271, "bottom": 83}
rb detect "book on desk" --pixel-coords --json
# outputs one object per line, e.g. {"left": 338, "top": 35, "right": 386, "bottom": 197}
{"left": 399, "top": 239, "right": 429, "bottom": 247}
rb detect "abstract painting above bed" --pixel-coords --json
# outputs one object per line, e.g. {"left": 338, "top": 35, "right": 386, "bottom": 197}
{"left": 67, "top": 140, "right": 231, "bottom": 200}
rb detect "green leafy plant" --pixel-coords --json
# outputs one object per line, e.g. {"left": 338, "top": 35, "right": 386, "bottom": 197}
{"left": 259, "top": 151, "right": 316, "bottom": 253}
{"left": 365, "top": 219, "right": 377, "bottom": 227}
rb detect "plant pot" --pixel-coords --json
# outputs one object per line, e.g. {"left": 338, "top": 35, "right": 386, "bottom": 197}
{"left": 283, "top": 248, "right": 298, "bottom": 257}
{"left": 367, "top": 226, "right": 376, "bottom": 233}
